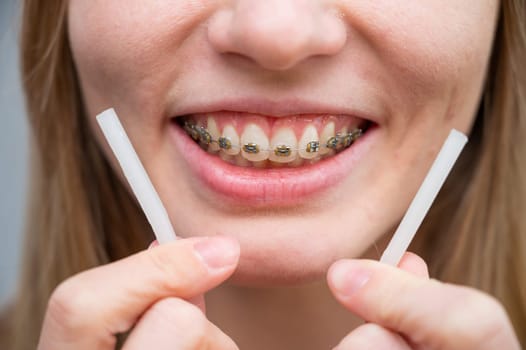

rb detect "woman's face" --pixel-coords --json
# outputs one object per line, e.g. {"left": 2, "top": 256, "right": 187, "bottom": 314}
{"left": 68, "top": 1, "right": 498, "bottom": 285}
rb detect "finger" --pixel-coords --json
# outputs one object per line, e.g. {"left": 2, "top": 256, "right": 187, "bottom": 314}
{"left": 148, "top": 240, "right": 160, "bottom": 249}
{"left": 328, "top": 259, "right": 521, "bottom": 350}
{"left": 187, "top": 295, "right": 207, "bottom": 313}
{"left": 38, "top": 236, "right": 240, "bottom": 350}
{"left": 397, "top": 252, "right": 429, "bottom": 278}
{"left": 123, "top": 298, "right": 238, "bottom": 350}
{"left": 335, "top": 323, "right": 411, "bottom": 350}
{"left": 149, "top": 240, "right": 207, "bottom": 313}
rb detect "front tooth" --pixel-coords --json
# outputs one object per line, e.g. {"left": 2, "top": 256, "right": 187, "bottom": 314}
{"left": 207, "top": 116, "right": 220, "bottom": 152}
{"left": 240, "top": 124, "right": 269, "bottom": 162}
{"left": 221, "top": 125, "right": 240, "bottom": 155}
{"left": 298, "top": 125, "right": 319, "bottom": 160}
{"left": 269, "top": 128, "right": 297, "bottom": 163}
{"left": 334, "top": 126, "right": 349, "bottom": 151}
{"left": 320, "top": 122, "right": 335, "bottom": 156}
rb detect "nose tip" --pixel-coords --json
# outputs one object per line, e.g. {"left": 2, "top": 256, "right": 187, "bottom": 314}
{"left": 208, "top": 2, "right": 347, "bottom": 71}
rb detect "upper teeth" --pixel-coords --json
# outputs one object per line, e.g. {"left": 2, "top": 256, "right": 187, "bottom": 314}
{"left": 319, "top": 122, "right": 336, "bottom": 156}
{"left": 183, "top": 119, "right": 364, "bottom": 164}
{"left": 207, "top": 116, "right": 221, "bottom": 152}
{"left": 269, "top": 128, "right": 297, "bottom": 163}
{"left": 222, "top": 125, "right": 240, "bottom": 155}
{"left": 241, "top": 124, "right": 270, "bottom": 162}
{"left": 298, "top": 125, "right": 319, "bottom": 159}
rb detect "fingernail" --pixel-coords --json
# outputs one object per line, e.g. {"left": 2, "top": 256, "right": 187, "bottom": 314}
{"left": 193, "top": 236, "right": 240, "bottom": 270}
{"left": 148, "top": 240, "right": 159, "bottom": 249}
{"left": 331, "top": 260, "right": 371, "bottom": 297}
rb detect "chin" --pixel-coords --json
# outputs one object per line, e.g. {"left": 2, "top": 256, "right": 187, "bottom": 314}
{"left": 212, "top": 223, "right": 375, "bottom": 287}
{"left": 230, "top": 247, "right": 336, "bottom": 287}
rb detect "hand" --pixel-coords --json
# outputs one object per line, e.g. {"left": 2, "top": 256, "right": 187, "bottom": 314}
{"left": 38, "top": 236, "right": 240, "bottom": 350}
{"left": 327, "top": 253, "right": 521, "bottom": 350}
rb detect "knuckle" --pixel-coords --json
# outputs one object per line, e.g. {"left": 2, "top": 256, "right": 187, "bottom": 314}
{"left": 46, "top": 276, "right": 94, "bottom": 333}
{"left": 441, "top": 286, "right": 510, "bottom": 346}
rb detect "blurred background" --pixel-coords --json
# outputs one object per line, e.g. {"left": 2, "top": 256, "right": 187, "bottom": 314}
{"left": 0, "top": 0, "right": 28, "bottom": 306}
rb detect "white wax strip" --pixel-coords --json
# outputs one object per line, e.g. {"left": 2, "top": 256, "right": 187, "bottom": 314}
{"left": 380, "top": 129, "right": 468, "bottom": 266}
{"left": 97, "top": 108, "right": 177, "bottom": 244}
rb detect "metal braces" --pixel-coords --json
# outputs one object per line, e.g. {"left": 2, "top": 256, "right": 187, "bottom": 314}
{"left": 183, "top": 121, "right": 363, "bottom": 156}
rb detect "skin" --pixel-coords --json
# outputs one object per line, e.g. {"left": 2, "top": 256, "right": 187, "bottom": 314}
{"left": 38, "top": 0, "right": 520, "bottom": 349}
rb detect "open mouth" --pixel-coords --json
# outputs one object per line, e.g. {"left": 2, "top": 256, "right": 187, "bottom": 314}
{"left": 170, "top": 111, "right": 376, "bottom": 205}
{"left": 175, "top": 112, "right": 371, "bottom": 168}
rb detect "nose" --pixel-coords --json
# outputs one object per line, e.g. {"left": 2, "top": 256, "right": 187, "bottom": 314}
{"left": 208, "top": 0, "right": 347, "bottom": 71}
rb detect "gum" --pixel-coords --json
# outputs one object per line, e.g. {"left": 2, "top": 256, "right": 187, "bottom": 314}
{"left": 184, "top": 112, "right": 366, "bottom": 140}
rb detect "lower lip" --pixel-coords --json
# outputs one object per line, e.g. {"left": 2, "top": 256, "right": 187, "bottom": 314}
{"left": 170, "top": 121, "right": 377, "bottom": 206}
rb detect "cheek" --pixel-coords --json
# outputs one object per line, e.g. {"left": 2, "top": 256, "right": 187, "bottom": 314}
{"left": 67, "top": 0, "right": 209, "bottom": 114}
{"left": 345, "top": 0, "right": 498, "bottom": 114}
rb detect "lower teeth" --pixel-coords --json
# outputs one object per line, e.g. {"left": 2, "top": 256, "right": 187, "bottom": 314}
{"left": 182, "top": 121, "right": 365, "bottom": 166}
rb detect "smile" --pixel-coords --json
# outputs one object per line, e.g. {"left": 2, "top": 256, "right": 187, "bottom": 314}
{"left": 170, "top": 110, "right": 377, "bottom": 205}
{"left": 176, "top": 112, "right": 370, "bottom": 168}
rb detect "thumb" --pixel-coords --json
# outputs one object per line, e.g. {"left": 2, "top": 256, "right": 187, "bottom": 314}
{"left": 148, "top": 241, "right": 206, "bottom": 313}
{"left": 327, "top": 258, "right": 520, "bottom": 349}
{"left": 39, "top": 236, "right": 239, "bottom": 350}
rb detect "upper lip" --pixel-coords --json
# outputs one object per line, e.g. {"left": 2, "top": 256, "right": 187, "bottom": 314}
{"left": 168, "top": 96, "right": 380, "bottom": 123}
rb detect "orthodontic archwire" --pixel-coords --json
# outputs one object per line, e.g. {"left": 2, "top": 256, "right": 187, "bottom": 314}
{"left": 183, "top": 121, "right": 364, "bottom": 157}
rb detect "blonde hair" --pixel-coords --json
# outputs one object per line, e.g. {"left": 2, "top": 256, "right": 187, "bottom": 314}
{"left": 5, "top": 0, "right": 526, "bottom": 348}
